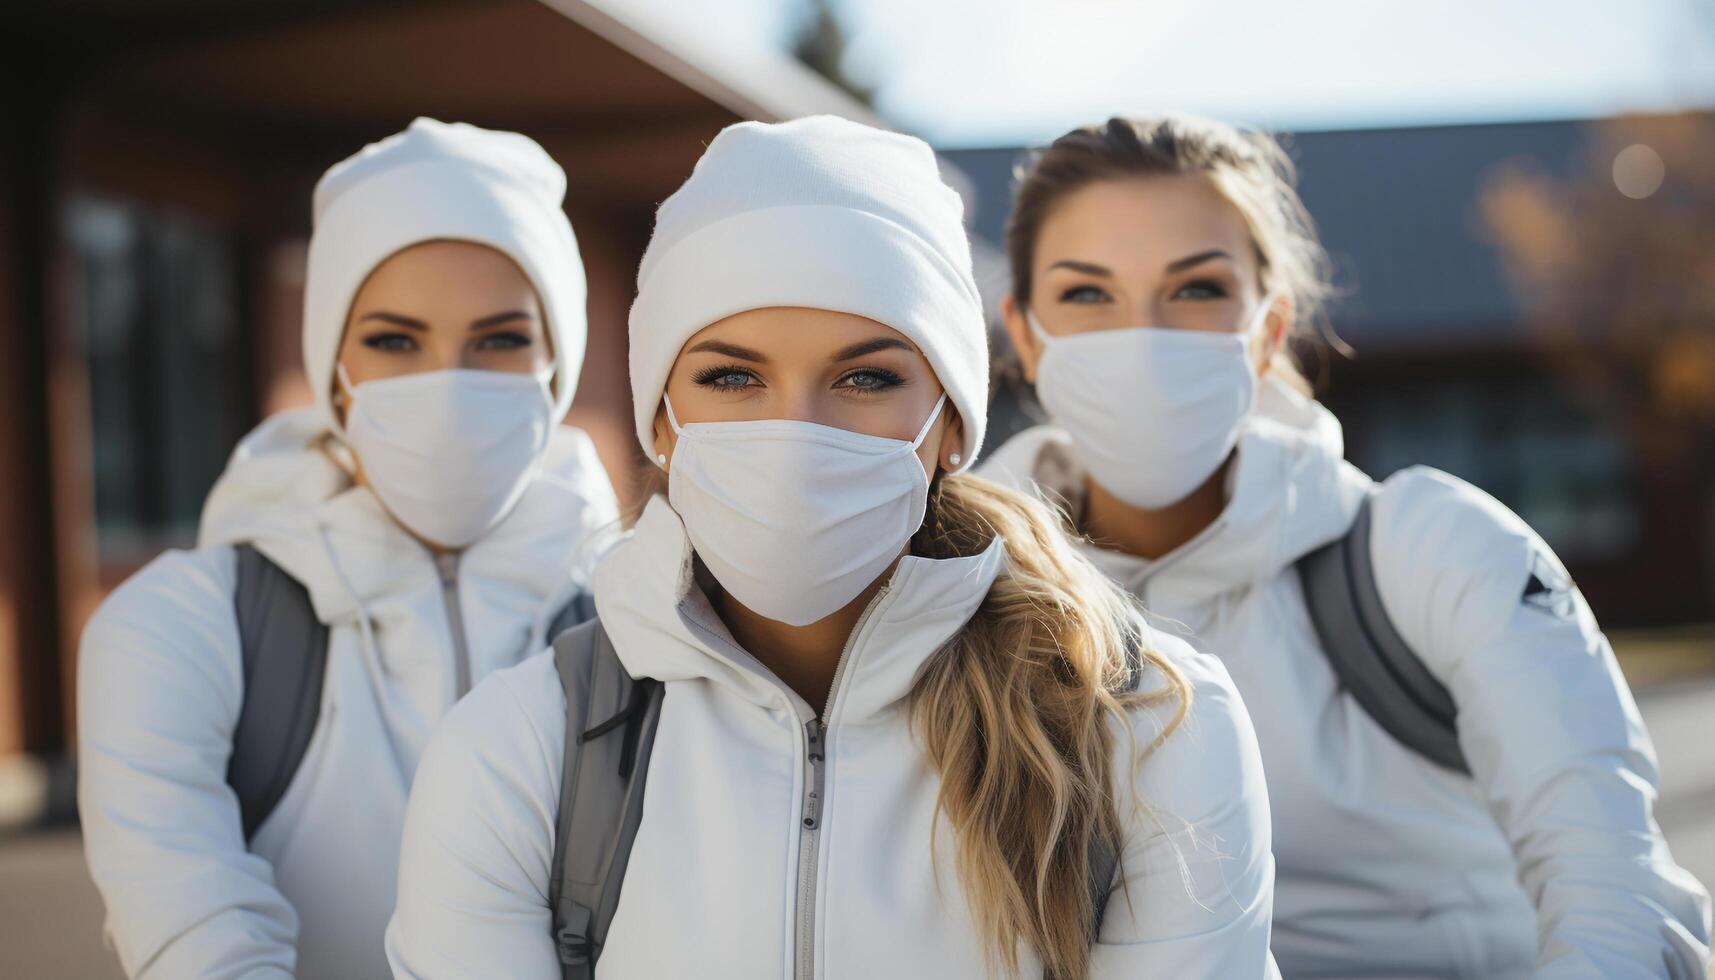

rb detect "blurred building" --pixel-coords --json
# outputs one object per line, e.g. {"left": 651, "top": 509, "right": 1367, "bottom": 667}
{"left": 946, "top": 113, "right": 1715, "bottom": 632}
{"left": 0, "top": 0, "right": 877, "bottom": 759}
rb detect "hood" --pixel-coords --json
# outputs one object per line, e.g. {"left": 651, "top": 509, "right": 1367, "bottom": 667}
{"left": 199, "top": 407, "right": 617, "bottom": 626}
{"left": 593, "top": 495, "right": 1005, "bottom": 719}
{"left": 980, "top": 377, "right": 1370, "bottom": 604}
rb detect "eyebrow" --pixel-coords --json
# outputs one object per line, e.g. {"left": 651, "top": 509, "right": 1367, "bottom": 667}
{"left": 1165, "top": 249, "right": 1235, "bottom": 273}
{"left": 1046, "top": 259, "right": 1112, "bottom": 277}
{"left": 832, "top": 337, "right": 913, "bottom": 361}
{"left": 471, "top": 310, "right": 535, "bottom": 330}
{"left": 685, "top": 339, "right": 769, "bottom": 362}
{"left": 1045, "top": 249, "right": 1236, "bottom": 279}
{"left": 359, "top": 311, "right": 428, "bottom": 330}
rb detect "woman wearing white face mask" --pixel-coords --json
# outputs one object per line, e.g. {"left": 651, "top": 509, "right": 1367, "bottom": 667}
{"left": 77, "top": 118, "right": 620, "bottom": 980}
{"left": 982, "top": 116, "right": 1712, "bottom": 979}
{"left": 387, "top": 115, "right": 1278, "bottom": 980}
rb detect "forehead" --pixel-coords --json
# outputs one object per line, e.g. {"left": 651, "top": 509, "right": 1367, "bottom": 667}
{"left": 681, "top": 306, "right": 919, "bottom": 354}
{"left": 357, "top": 240, "right": 536, "bottom": 298}
{"left": 1033, "top": 175, "right": 1254, "bottom": 270}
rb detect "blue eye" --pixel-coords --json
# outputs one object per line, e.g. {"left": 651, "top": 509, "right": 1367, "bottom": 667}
{"left": 691, "top": 365, "right": 759, "bottom": 391}
{"left": 362, "top": 332, "right": 417, "bottom": 352}
{"left": 477, "top": 331, "right": 532, "bottom": 351}
{"left": 1058, "top": 284, "right": 1110, "bottom": 304}
{"left": 835, "top": 367, "right": 905, "bottom": 394}
{"left": 1173, "top": 279, "right": 1229, "bottom": 300}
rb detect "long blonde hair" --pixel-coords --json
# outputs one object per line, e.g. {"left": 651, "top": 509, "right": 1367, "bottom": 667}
{"left": 909, "top": 473, "right": 1190, "bottom": 979}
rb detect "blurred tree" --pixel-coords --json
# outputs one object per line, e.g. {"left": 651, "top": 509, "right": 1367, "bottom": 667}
{"left": 794, "top": 0, "right": 874, "bottom": 106}
{"left": 1480, "top": 112, "right": 1715, "bottom": 466}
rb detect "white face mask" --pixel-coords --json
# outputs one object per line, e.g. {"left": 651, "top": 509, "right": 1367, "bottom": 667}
{"left": 338, "top": 365, "right": 556, "bottom": 549}
{"left": 662, "top": 392, "right": 946, "bottom": 627}
{"left": 1028, "top": 301, "right": 1270, "bottom": 509}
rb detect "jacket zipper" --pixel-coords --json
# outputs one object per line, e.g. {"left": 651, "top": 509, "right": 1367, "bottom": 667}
{"left": 434, "top": 552, "right": 473, "bottom": 698}
{"left": 793, "top": 584, "right": 891, "bottom": 980}
{"left": 1129, "top": 518, "right": 1227, "bottom": 606}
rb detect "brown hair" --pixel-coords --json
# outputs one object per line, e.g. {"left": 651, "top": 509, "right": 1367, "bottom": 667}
{"left": 1005, "top": 115, "right": 1341, "bottom": 391}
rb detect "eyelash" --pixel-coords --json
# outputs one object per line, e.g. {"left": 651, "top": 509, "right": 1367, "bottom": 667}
{"left": 687, "top": 364, "right": 907, "bottom": 394}
{"left": 360, "top": 331, "right": 533, "bottom": 352}
{"left": 835, "top": 367, "right": 905, "bottom": 395}
{"left": 362, "top": 332, "right": 416, "bottom": 352}
{"left": 1056, "top": 279, "right": 1231, "bottom": 303}
{"left": 477, "top": 331, "right": 532, "bottom": 350}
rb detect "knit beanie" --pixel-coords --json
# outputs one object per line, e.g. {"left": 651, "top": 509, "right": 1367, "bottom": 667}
{"left": 303, "top": 117, "right": 586, "bottom": 433}
{"left": 628, "top": 115, "right": 988, "bottom": 469}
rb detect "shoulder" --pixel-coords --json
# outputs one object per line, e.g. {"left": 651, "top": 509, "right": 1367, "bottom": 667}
{"left": 81, "top": 545, "right": 240, "bottom": 671}
{"left": 1123, "top": 627, "right": 1267, "bottom": 825}
{"left": 1368, "top": 466, "right": 1576, "bottom": 642}
{"left": 1372, "top": 466, "right": 1540, "bottom": 564}
{"left": 417, "top": 648, "right": 567, "bottom": 806}
{"left": 78, "top": 545, "right": 246, "bottom": 736}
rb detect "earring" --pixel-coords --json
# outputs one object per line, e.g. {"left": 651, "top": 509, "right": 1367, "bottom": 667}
{"left": 656, "top": 453, "right": 667, "bottom": 465}
{"left": 948, "top": 452, "right": 962, "bottom": 467}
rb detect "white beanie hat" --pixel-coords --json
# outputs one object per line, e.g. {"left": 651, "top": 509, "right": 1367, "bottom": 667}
{"left": 629, "top": 115, "right": 988, "bottom": 470}
{"left": 303, "top": 117, "right": 586, "bottom": 433}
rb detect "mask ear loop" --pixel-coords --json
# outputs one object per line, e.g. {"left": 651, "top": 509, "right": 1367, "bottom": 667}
{"left": 653, "top": 395, "right": 687, "bottom": 468}
{"left": 908, "top": 393, "right": 950, "bottom": 451}
{"left": 1025, "top": 309, "right": 1055, "bottom": 346}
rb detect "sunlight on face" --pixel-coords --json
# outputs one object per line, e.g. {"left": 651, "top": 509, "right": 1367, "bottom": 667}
{"left": 1002, "top": 175, "right": 1286, "bottom": 384}
{"left": 651, "top": 306, "right": 961, "bottom": 478}
{"left": 333, "top": 240, "right": 553, "bottom": 421}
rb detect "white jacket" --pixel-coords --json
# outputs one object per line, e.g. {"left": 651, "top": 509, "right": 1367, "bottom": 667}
{"left": 386, "top": 496, "right": 1280, "bottom": 979}
{"left": 980, "top": 379, "right": 1713, "bottom": 979}
{"left": 78, "top": 408, "right": 619, "bottom": 980}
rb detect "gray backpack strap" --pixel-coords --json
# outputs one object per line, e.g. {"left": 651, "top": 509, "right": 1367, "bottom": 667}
{"left": 547, "top": 617, "right": 663, "bottom": 978}
{"left": 1297, "top": 490, "right": 1470, "bottom": 774}
{"left": 545, "top": 590, "right": 598, "bottom": 645}
{"left": 227, "top": 543, "right": 329, "bottom": 840}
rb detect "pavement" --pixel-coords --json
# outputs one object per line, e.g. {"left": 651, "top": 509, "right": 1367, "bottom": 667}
{"left": 3, "top": 678, "right": 1713, "bottom": 979}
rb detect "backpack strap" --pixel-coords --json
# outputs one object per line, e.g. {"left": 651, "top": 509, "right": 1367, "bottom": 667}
{"left": 227, "top": 543, "right": 330, "bottom": 840}
{"left": 1297, "top": 490, "right": 1470, "bottom": 774}
{"left": 547, "top": 617, "right": 663, "bottom": 979}
{"left": 544, "top": 590, "right": 598, "bottom": 646}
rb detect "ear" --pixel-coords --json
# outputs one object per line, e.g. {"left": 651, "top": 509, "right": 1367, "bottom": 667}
{"left": 650, "top": 403, "right": 674, "bottom": 471}
{"left": 999, "top": 294, "right": 1042, "bottom": 385}
{"left": 936, "top": 406, "right": 966, "bottom": 473}
{"left": 1254, "top": 295, "right": 1294, "bottom": 377}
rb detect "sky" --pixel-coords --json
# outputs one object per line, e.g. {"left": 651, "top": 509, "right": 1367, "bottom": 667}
{"left": 628, "top": 0, "right": 1715, "bottom": 147}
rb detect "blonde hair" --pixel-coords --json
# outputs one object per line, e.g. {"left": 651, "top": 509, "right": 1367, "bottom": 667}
{"left": 1005, "top": 114, "right": 1341, "bottom": 393}
{"left": 909, "top": 473, "right": 1189, "bottom": 979}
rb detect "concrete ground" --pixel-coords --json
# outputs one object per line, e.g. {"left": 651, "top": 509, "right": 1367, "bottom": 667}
{"left": 4, "top": 678, "right": 1713, "bottom": 979}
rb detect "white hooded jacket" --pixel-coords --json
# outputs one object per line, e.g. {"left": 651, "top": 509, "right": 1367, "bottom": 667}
{"left": 385, "top": 495, "right": 1281, "bottom": 979}
{"left": 980, "top": 378, "right": 1713, "bottom": 978}
{"left": 77, "top": 409, "right": 619, "bottom": 979}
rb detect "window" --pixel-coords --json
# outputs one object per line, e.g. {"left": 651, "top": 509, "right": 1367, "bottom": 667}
{"left": 64, "top": 196, "right": 251, "bottom": 567}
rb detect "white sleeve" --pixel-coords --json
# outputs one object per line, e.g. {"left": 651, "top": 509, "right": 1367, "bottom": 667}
{"left": 1371, "top": 466, "right": 1713, "bottom": 978}
{"left": 76, "top": 546, "right": 298, "bottom": 979}
{"left": 1092, "top": 635, "right": 1281, "bottom": 980}
{"left": 386, "top": 654, "right": 565, "bottom": 980}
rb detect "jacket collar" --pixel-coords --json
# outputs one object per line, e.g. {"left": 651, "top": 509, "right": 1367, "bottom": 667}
{"left": 594, "top": 495, "right": 1005, "bottom": 722}
{"left": 198, "top": 407, "right": 611, "bottom": 626}
{"left": 981, "top": 378, "right": 1369, "bottom": 605}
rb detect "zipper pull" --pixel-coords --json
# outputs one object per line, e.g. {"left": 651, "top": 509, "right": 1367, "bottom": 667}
{"left": 803, "top": 718, "right": 824, "bottom": 831}
{"left": 435, "top": 551, "right": 459, "bottom": 586}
